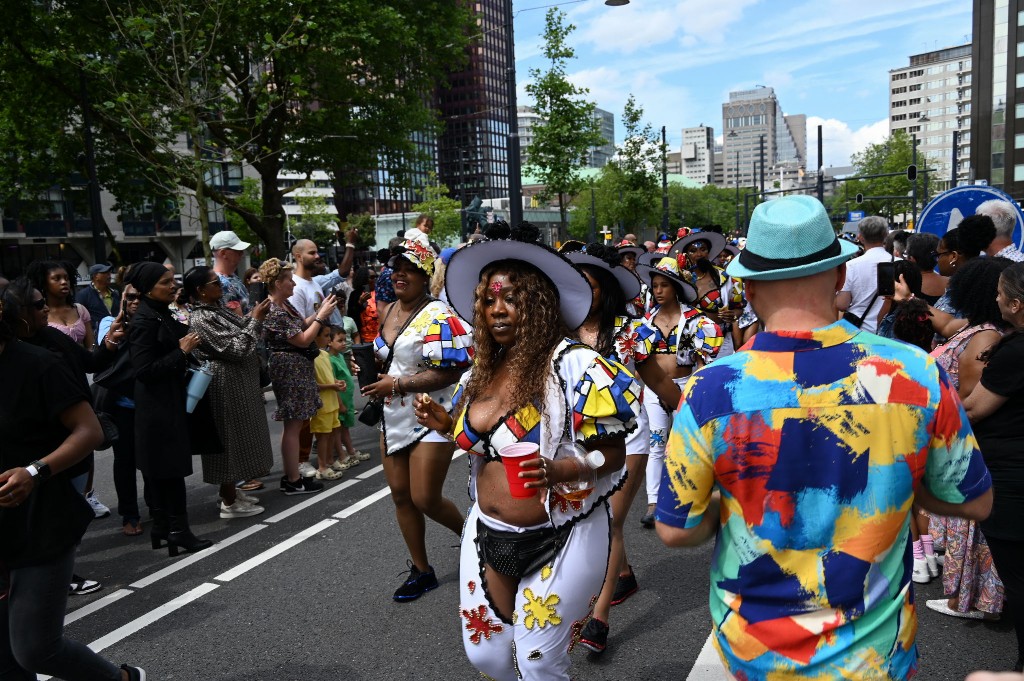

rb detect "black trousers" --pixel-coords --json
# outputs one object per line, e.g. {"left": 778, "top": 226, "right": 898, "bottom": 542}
{"left": 150, "top": 476, "right": 187, "bottom": 516}
{"left": 986, "top": 535, "right": 1024, "bottom": 665}
{"left": 111, "top": 404, "right": 151, "bottom": 523}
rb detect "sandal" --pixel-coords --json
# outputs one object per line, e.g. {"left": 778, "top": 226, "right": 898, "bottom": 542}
{"left": 122, "top": 521, "right": 143, "bottom": 536}
{"left": 237, "top": 480, "right": 264, "bottom": 492}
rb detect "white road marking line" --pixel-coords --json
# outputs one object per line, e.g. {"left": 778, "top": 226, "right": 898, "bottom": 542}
{"left": 685, "top": 632, "right": 725, "bottom": 680}
{"left": 214, "top": 518, "right": 339, "bottom": 582}
{"left": 332, "top": 486, "right": 392, "bottom": 518}
{"left": 129, "top": 523, "right": 268, "bottom": 589}
{"left": 64, "top": 589, "right": 134, "bottom": 625}
{"left": 262, "top": 478, "right": 360, "bottom": 523}
{"left": 86, "top": 582, "right": 220, "bottom": 654}
{"left": 356, "top": 464, "right": 384, "bottom": 479}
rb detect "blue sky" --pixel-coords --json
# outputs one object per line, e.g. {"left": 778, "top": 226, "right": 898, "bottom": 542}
{"left": 512, "top": 0, "right": 973, "bottom": 169}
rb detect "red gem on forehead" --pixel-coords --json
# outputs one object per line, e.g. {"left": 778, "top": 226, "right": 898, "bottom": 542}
{"left": 490, "top": 281, "right": 503, "bottom": 294}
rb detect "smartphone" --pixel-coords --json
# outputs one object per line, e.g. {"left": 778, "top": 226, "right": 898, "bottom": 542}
{"left": 248, "top": 282, "right": 268, "bottom": 304}
{"left": 876, "top": 262, "right": 896, "bottom": 297}
{"left": 363, "top": 284, "right": 371, "bottom": 294}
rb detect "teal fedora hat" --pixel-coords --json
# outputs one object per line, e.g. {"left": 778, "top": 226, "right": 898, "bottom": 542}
{"left": 726, "top": 195, "right": 859, "bottom": 281}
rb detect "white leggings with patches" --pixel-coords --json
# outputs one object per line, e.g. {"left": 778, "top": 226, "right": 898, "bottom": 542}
{"left": 645, "top": 377, "right": 688, "bottom": 505}
{"left": 459, "top": 503, "right": 610, "bottom": 680}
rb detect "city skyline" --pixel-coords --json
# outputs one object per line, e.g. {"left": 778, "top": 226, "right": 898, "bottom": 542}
{"left": 513, "top": 0, "right": 973, "bottom": 169}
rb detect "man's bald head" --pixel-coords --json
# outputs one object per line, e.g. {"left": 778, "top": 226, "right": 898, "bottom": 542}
{"left": 291, "top": 239, "right": 321, "bottom": 278}
{"left": 292, "top": 239, "right": 315, "bottom": 258}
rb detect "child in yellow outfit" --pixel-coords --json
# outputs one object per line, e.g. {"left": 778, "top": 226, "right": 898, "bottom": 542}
{"left": 311, "top": 324, "right": 345, "bottom": 481}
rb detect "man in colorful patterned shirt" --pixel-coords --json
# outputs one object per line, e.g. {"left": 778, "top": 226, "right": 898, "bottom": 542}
{"left": 211, "top": 230, "right": 253, "bottom": 315}
{"left": 655, "top": 195, "right": 993, "bottom": 680}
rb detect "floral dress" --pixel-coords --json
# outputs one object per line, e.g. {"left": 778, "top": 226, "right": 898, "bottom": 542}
{"left": 263, "top": 301, "right": 321, "bottom": 422}
{"left": 929, "top": 323, "right": 1004, "bottom": 615}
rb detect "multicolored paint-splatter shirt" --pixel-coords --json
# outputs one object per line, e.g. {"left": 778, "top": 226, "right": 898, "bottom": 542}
{"left": 656, "top": 320, "right": 990, "bottom": 680}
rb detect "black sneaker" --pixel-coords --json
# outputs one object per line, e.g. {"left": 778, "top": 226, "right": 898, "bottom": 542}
{"left": 120, "top": 664, "right": 147, "bottom": 680}
{"left": 69, "top": 574, "right": 102, "bottom": 596}
{"left": 281, "top": 476, "right": 324, "bottom": 495}
{"left": 579, "top": 617, "right": 609, "bottom": 653}
{"left": 610, "top": 567, "right": 638, "bottom": 606}
{"left": 393, "top": 560, "right": 438, "bottom": 602}
{"left": 639, "top": 512, "right": 655, "bottom": 529}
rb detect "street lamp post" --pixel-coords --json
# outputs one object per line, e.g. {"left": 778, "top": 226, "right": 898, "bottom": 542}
{"left": 504, "top": 0, "right": 629, "bottom": 231}
{"left": 590, "top": 180, "right": 597, "bottom": 242}
{"left": 734, "top": 150, "right": 740, "bottom": 235}
{"left": 661, "top": 125, "right": 669, "bottom": 232}
{"left": 758, "top": 134, "right": 766, "bottom": 203}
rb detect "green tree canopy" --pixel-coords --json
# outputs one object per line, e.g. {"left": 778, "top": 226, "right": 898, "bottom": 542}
{"left": 524, "top": 9, "right": 604, "bottom": 242}
{"left": 411, "top": 174, "right": 461, "bottom": 246}
{"left": 839, "top": 130, "right": 916, "bottom": 223}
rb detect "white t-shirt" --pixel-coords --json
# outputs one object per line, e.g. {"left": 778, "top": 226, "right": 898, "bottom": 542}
{"left": 289, "top": 275, "right": 324, "bottom": 319}
{"left": 840, "top": 246, "right": 897, "bottom": 333}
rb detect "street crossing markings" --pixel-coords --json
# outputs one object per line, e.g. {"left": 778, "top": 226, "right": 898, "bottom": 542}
{"left": 262, "top": 478, "right": 360, "bottom": 524}
{"left": 64, "top": 588, "right": 134, "bottom": 626}
{"left": 356, "top": 464, "right": 384, "bottom": 479}
{"left": 214, "top": 518, "right": 339, "bottom": 582}
{"left": 685, "top": 633, "right": 725, "bottom": 680}
{"left": 332, "top": 486, "right": 392, "bottom": 519}
{"left": 86, "top": 582, "right": 220, "bottom": 654}
{"left": 129, "top": 523, "right": 269, "bottom": 589}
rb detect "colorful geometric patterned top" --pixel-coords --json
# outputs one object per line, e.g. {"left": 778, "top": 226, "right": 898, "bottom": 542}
{"left": 452, "top": 339, "right": 642, "bottom": 523}
{"left": 217, "top": 271, "right": 250, "bottom": 315}
{"left": 655, "top": 320, "right": 991, "bottom": 680}
{"left": 633, "top": 306, "right": 723, "bottom": 368}
{"left": 375, "top": 299, "right": 474, "bottom": 454}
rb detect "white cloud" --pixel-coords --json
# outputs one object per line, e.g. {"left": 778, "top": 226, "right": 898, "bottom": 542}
{"left": 808, "top": 116, "right": 890, "bottom": 169}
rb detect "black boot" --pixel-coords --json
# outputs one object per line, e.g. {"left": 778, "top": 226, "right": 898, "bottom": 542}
{"left": 150, "top": 508, "right": 170, "bottom": 550}
{"left": 166, "top": 514, "right": 212, "bottom": 557}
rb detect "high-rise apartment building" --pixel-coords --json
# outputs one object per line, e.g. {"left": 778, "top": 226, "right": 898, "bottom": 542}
{"left": 680, "top": 125, "right": 715, "bottom": 186}
{"left": 889, "top": 44, "right": 972, "bottom": 189}
{"left": 721, "top": 87, "right": 806, "bottom": 190}
{"left": 436, "top": 0, "right": 512, "bottom": 208}
{"left": 971, "top": 1, "right": 1021, "bottom": 195}
{"left": 517, "top": 105, "right": 615, "bottom": 170}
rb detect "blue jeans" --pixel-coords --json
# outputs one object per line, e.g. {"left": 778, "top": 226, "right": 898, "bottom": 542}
{"left": 0, "top": 546, "right": 121, "bottom": 680}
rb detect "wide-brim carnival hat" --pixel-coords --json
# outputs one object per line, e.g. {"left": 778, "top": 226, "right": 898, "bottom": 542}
{"left": 670, "top": 230, "right": 727, "bottom": 263}
{"left": 565, "top": 251, "right": 642, "bottom": 302}
{"left": 637, "top": 251, "right": 662, "bottom": 267}
{"left": 388, "top": 237, "right": 437, "bottom": 278}
{"left": 726, "top": 195, "right": 859, "bottom": 281}
{"left": 616, "top": 244, "right": 645, "bottom": 261}
{"left": 444, "top": 224, "right": 594, "bottom": 330}
{"left": 636, "top": 256, "right": 697, "bottom": 304}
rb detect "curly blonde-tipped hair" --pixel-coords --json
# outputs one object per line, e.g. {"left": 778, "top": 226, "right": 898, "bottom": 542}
{"left": 258, "top": 257, "right": 293, "bottom": 293}
{"left": 455, "top": 260, "right": 568, "bottom": 419}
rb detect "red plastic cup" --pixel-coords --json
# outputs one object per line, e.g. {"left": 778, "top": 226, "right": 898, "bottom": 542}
{"left": 498, "top": 443, "right": 540, "bottom": 499}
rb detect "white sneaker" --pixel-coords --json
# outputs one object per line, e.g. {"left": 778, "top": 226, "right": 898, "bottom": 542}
{"left": 218, "top": 490, "right": 259, "bottom": 507}
{"left": 925, "top": 554, "right": 940, "bottom": 578}
{"left": 86, "top": 490, "right": 111, "bottom": 519}
{"left": 219, "top": 499, "right": 265, "bottom": 519}
{"left": 912, "top": 557, "right": 931, "bottom": 584}
{"left": 298, "top": 462, "right": 317, "bottom": 479}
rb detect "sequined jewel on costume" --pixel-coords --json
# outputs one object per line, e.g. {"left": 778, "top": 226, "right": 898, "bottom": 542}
{"left": 461, "top": 604, "right": 505, "bottom": 644}
{"left": 490, "top": 281, "right": 503, "bottom": 295}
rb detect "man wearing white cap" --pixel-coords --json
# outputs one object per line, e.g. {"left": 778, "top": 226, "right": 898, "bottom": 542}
{"left": 210, "top": 230, "right": 253, "bottom": 315}
{"left": 655, "top": 195, "right": 993, "bottom": 679}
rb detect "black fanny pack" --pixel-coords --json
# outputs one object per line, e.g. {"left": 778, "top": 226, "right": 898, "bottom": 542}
{"left": 476, "top": 520, "right": 572, "bottom": 578}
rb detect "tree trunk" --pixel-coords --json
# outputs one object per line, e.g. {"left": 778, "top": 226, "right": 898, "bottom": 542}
{"left": 191, "top": 133, "right": 213, "bottom": 264}
{"left": 260, "top": 169, "right": 287, "bottom": 259}
{"left": 558, "top": 191, "right": 567, "bottom": 245}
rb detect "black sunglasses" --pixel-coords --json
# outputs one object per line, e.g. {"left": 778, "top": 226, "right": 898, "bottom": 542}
{"left": 205, "top": 279, "right": 223, "bottom": 287}
{"left": 125, "top": 293, "right": 141, "bottom": 301}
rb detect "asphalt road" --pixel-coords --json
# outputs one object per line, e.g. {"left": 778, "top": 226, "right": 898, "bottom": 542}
{"left": 65, "top": 395, "right": 1017, "bottom": 680}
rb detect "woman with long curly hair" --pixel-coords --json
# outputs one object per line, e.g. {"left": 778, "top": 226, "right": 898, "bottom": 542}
{"left": 414, "top": 226, "right": 642, "bottom": 680}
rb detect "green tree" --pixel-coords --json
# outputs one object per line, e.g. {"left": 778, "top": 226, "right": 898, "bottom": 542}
{"left": 224, "top": 177, "right": 266, "bottom": 255}
{"left": 608, "top": 95, "right": 662, "bottom": 230}
{"left": 0, "top": 0, "right": 472, "bottom": 259}
{"left": 344, "top": 212, "right": 377, "bottom": 249}
{"left": 841, "top": 130, "right": 916, "bottom": 222}
{"left": 411, "top": 174, "right": 461, "bottom": 246}
{"left": 524, "top": 9, "right": 604, "bottom": 242}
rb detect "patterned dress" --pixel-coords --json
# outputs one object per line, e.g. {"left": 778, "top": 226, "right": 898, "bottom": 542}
{"left": 374, "top": 299, "right": 474, "bottom": 455}
{"left": 189, "top": 305, "right": 275, "bottom": 483}
{"left": 657, "top": 320, "right": 991, "bottom": 680}
{"left": 929, "top": 323, "right": 1005, "bottom": 615}
{"left": 263, "top": 301, "right": 321, "bottom": 421}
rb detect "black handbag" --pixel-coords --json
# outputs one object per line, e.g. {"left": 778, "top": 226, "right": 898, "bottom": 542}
{"left": 94, "top": 410, "right": 120, "bottom": 451}
{"left": 93, "top": 345, "right": 136, "bottom": 399}
{"left": 358, "top": 399, "right": 384, "bottom": 426}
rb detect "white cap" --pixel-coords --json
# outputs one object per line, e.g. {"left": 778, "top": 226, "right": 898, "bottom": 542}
{"left": 209, "top": 230, "right": 251, "bottom": 251}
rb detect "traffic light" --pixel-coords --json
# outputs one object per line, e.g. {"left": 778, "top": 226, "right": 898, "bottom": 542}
{"left": 907, "top": 164, "right": 918, "bottom": 181}
{"left": 855, "top": 193, "right": 864, "bottom": 204}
